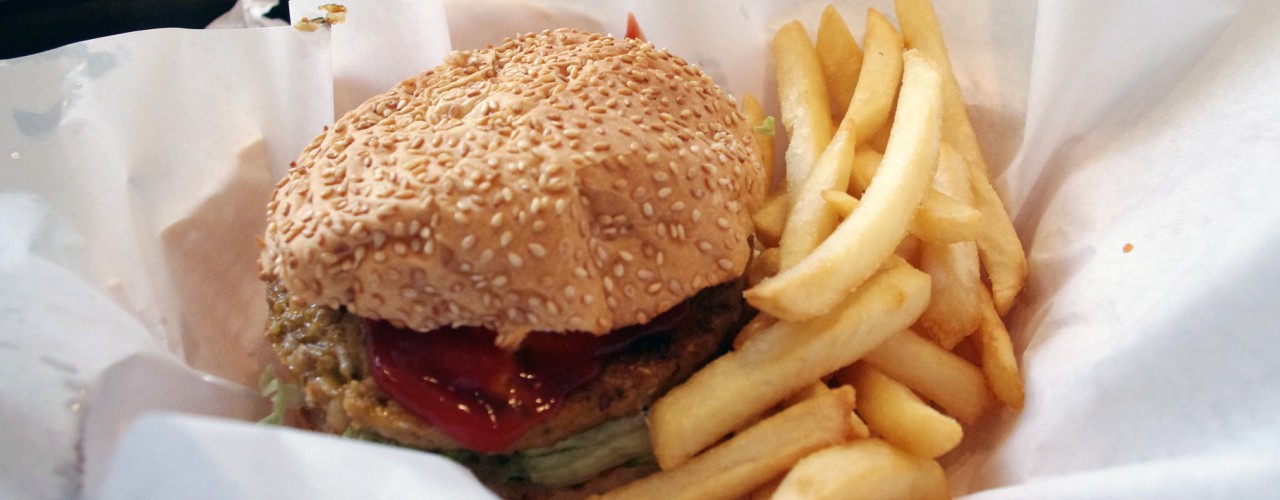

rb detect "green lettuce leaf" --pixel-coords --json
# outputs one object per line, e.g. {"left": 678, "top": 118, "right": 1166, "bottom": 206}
{"left": 258, "top": 365, "right": 303, "bottom": 425}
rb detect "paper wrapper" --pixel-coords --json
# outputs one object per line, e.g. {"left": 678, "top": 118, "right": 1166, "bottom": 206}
{"left": 2, "top": 0, "right": 1278, "bottom": 498}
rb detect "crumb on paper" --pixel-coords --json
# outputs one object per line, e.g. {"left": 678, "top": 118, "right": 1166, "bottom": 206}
{"left": 1123, "top": 243, "right": 1134, "bottom": 253}
{"left": 292, "top": 4, "right": 347, "bottom": 31}
{"left": 320, "top": 4, "right": 348, "bottom": 24}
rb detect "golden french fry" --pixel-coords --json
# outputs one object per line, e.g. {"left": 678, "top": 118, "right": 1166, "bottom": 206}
{"left": 745, "top": 52, "right": 942, "bottom": 322}
{"left": 975, "top": 286, "right": 1025, "bottom": 409}
{"left": 751, "top": 193, "right": 788, "bottom": 248}
{"left": 816, "top": 5, "right": 863, "bottom": 121}
{"left": 848, "top": 9, "right": 905, "bottom": 144}
{"left": 916, "top": 143, "right": 983, "bottom": 348}
{"left": 866, "top": 106, "right": 895, "bottom": 153}
{"left": 605, "top": 387, "right": 857, "bottom": 500}
{"left": 652, "top": 259, "right": 931, "bottom": 468}
{"left": 847, "top": 144, "right": 884, "bottom": 196}
{"left": 893, "top": 0, "right": 1027, "bottom": 314}
{"left": 774, "top": 21, "right": 834, "bottom": 194}
{"left": 772, "top": 439, "right": 949, "bottom": 500}
{"left": 913, "top": 188, "right": 982, "bottom": 243}
{"left": 970, "top": 158, "right": 1027, "bottom": 315}
{"left": 864, "top": 330, "right": 991, "bottom": 424}
{"left": 821, "top": 189, "right": 859, "bottom": 217}
{"left": 840, "top": 364, "right": 963, "bottom": 458}
{"left": 746, "top": 247, "right": 781, "bottom": 288}
{"left": 777, "top": 93, "right": 859, "bottom": 270}
{"left": 741, "top": 93, "right": 777, "bottom": 191}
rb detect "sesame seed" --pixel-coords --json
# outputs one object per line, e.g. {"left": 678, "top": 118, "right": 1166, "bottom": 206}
{"left": 508, "top": 252, "right": 524, "bottom": 267}
{"left": 500, "top": 231, "right": 513, "bottom": 247}
{"left": 718, "top": 258, "right": 734, "bottom": 270}
{"left": 528, "top": 243, "right": 547, "bottom": 258}
{"left": 717, "top": 217, "right": 731, "bottom": 229}
{"left": 657, "top": 187, "right": 673, "bottom": 198}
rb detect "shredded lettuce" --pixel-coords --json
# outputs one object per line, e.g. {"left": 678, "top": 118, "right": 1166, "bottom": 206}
{"left": 258, "top": 365, "right": 303, "bottom": 425}
{"left": 515, "top": 414, "right": 654, "bottom": 487}
{"left": 754, "top": 116, "right": 776, "bottom": 136}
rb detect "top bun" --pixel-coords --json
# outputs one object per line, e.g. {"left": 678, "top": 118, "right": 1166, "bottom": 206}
{"left": 260, "top": 29, "right": 764, "bottom": 347}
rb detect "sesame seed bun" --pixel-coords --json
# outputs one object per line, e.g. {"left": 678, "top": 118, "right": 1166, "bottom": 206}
{"left": 260, "top": 29, "right": 764, "bottom": 346}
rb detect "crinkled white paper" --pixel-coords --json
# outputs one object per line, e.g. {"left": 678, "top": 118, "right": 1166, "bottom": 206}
{"left": 1, "top": 0, "right": 1278, "bottom": 498}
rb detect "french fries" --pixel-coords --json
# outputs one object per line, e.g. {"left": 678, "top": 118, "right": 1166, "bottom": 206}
{"left": 776, "top": 95, "right": 858, "bottom": 270}
{"left": 824, "top": 185, "right": 981, "bottom": 246}
{"left": 751, "top": 194, "right": 788, "bottom": 248}
{"left": 773, "top": 21, "right": 834, "bottom": 194}
{"left": 848, "top": 143, "right": 884, "bottom": 196}
{"left": 974, "top": 287, "right": 1025, "bottom": 409}
{"left": 609, "top": 3, "right": 1029, "bottom": 498}
{"left": 816, "top": 5, "right": 862, "bottom": 121}
{"left": 894, "top": 0, "right": 1028, "bottom": 314}
{"left": 839, "top": 364, "right": 963, "bottom": 458}
{"left": 864, "top": 330, "right": 991, "bottom": 424}
{"left": 772, "top": 439, "right": 949, "bottom": 500}
{"left": 776, "top": 8, "right": 909, "bottom": 271}
{"left": 848, "top": 9, "right": 905, "bottom": 144}
{"left": 651, "top": 258, "right": 930, "bottom": 468}
{"left": 745, "top": 51, "right": 942, "bottom": 322}
{"left": 916, "top": 143, "right": 983, "bottom": 348}
{"left": 970, "top": 157, "right": 1028, "bottom": 315}
{"left": 602, "top": 387, "right": 856, "bottom": 500}
{"left": 913, "top": 187, "right": 982, "bottom": 243}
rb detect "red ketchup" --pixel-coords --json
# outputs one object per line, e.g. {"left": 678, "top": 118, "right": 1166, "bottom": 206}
{"left": 365, "top": 303, "right": 688, "bottom": 453}
{"left": 625, "top": 12, "right": 646, "bottom": 41}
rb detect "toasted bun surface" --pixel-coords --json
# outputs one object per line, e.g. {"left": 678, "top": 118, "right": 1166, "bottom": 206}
{"left": 261, "top": 29, "right": 763, "bottom": 346}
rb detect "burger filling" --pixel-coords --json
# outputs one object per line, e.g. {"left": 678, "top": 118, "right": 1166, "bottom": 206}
{"left": 364, "top": 301, "right": 689, "bottom": 453}
{"left": 265, "top": 279, "right": 745, "bottom": 487}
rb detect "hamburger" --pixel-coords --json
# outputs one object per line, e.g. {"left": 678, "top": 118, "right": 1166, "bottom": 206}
{"left": 258, "top": 28, "right": 764, "bottom": 496}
